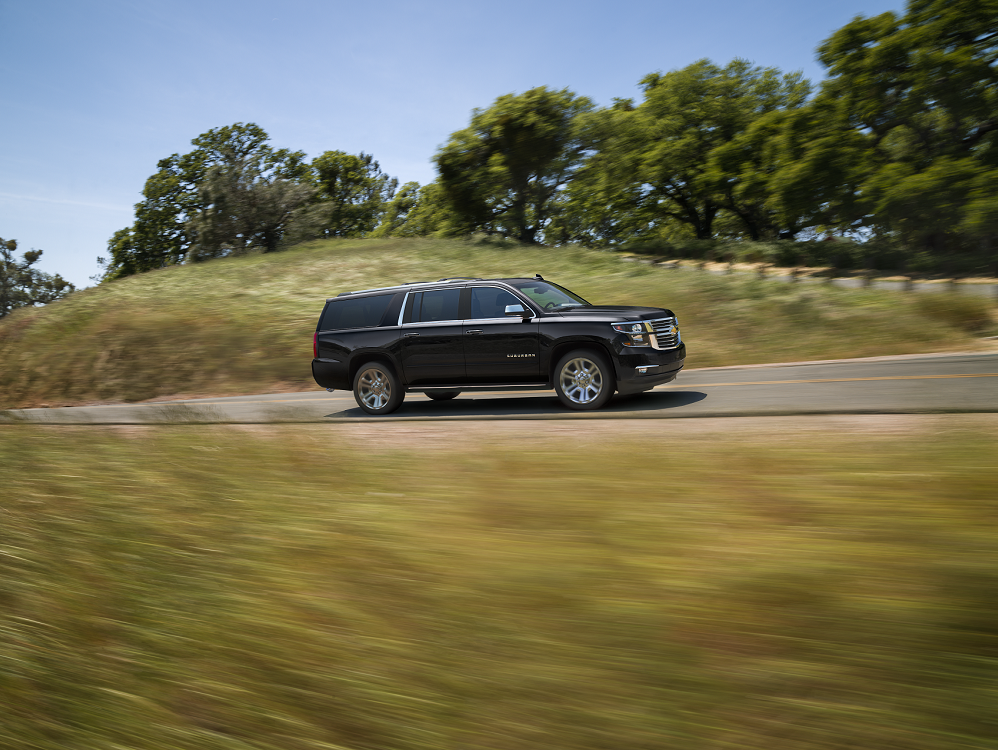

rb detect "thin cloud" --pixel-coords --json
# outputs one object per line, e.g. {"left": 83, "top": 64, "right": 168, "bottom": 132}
{"left": 0, "top": 192, "right": 132, "bottom": 212}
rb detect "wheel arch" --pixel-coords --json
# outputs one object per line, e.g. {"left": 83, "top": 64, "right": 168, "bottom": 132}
{"left": 548, "top": 339, "right": 618, "bottom": 388}
{"left": 349, "top": 352, "right": 403, "bottom": 387}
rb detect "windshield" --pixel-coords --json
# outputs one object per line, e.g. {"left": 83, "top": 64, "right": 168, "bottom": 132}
{"left": 509, "top": 281, "right": 590, "bottom": 310}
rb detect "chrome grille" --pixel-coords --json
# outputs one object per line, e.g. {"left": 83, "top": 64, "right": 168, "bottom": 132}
{"left": 648, "top": 317, "right": 680, "bottom": 350}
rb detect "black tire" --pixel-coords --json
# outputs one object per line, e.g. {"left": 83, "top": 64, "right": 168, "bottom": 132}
{"left": 553, "top": 349, "right": 615, "bottom": 411}
{"left": 426, "top": 390, "right": 460, "bottom": 401}
{"left": 353, "top": 362, "right": 405, "bottom": 415}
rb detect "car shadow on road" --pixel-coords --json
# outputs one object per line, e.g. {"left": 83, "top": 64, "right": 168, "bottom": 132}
{"left": 324, "top": 390, "right": 707, "bottom": 419}
{"left": 609, "top": 390, "right": 708, "bottom": 412}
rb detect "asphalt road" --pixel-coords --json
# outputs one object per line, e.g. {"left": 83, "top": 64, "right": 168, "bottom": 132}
{"left": 4, "top": 351, "right": 995, "bottom": 425}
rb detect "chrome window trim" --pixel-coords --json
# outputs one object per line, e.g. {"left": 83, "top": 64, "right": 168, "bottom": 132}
{"left": 400, "top": 318, "right": 465, "bottom": 328}
{"left": 468, "top": 316, "right": 533, "bottom": 323}
{"left": 397, "top": 291, "right": 409, "bottom": 326}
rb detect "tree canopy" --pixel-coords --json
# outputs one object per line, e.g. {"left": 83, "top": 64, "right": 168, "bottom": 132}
{"left": 815, "top": 0, "right": 998, "bottom": 255}
{"left": 0, "top": 238, "right": 74, "bottom": 318}
{"left": 434, "top": 87, "right": 595, "bottom": 244}
{"left": 103, "top": 125, "right": 398, "bottom": 280}
{"left": 570, "top": 60, "right": 811, "bottom": 243}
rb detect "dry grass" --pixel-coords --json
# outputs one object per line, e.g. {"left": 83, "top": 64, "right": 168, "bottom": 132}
{"left": 1, "top": 424, "right": 997, "bottom": 749}
{"left": 1, "top": 237, "right": 993, "bottom": 408}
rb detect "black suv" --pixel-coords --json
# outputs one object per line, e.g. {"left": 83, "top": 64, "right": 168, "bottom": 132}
{"left": 312, "top": 276, "right": 685, "bottom": 414}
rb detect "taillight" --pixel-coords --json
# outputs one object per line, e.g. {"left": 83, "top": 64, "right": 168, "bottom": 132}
{"left": 313, "top": 332, "right": 318, "bottom": 359}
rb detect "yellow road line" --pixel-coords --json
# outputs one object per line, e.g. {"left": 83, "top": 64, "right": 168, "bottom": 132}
{"left": 660, "top": 373, "right": 998, "bottom": 388}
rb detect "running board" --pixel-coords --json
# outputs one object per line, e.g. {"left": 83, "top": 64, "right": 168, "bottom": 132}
{"left": 406, "top": 383, "right": 551, "bottom": 393}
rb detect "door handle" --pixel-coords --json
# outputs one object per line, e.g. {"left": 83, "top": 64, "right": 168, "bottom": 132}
{"left": 403, "top": 332, "right": 420, "bottom": 338}
{"left": 465, "top": 329, "right": 484, "bottom": 335}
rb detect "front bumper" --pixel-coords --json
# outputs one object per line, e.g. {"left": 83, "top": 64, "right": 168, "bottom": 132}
{"left": 613, "top": 342, "right": 686, "bottom": 395}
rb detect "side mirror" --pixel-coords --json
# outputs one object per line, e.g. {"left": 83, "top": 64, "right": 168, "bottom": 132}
{"left": 505, "top": 304, "right": 532, "bottom": 318}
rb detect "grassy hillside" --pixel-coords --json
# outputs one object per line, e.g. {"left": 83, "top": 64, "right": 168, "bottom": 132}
{"left": 1, "top": 237, "right": 994, "bottom": 408}
{"left": 2, "top": 423, "right": 997, "bottom": 749}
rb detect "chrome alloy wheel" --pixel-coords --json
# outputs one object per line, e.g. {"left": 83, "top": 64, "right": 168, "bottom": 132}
{"left": 559, "top": 357, "right": 605, "bottom": 405}
{"left": 357, "top": 367, "right": 392, "bottom": 411}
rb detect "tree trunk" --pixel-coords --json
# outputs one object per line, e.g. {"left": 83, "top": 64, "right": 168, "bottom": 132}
{"left": 737, "top": 210, "right": 762, "bottom": 241}
{"left": 697, "top": 203, "right": 718, "bottom": 240}
{"left": 510, "top": 189, "right": 536, "bottom": 244}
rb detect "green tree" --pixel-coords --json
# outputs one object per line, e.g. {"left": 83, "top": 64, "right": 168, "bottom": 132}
{"left": 103, "top": 123, "right": 310, "bottom": 278}
{"left": 0, "top": 238, "right": 74, "bottom": 318}
{"left": 371, "top": 181, "right": 421, "bottom": 237}
{"left": 551, "top": 99, "right": 658, "bottom": 247}
{"left": 371, "top": 181, "right": 464, "bottom": 238}
{"left": 589, "top": 60, "right": 811, "bottom": 242}
{"left": 736, "top": 97, "right": 872, "bottom": 238}
{"left": 306, "top": 151, "right": 397, "bottom": 238}
{"left": 435, "top": 87, "right": 595, "bottom": 244}
{"left": 185, "top": 158, "right": 316, "bottom": 259}
{"left": 816, "top": 0, "right": 998, "bottom": 259}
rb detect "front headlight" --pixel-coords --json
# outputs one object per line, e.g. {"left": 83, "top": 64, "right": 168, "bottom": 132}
{"left": 612, "top": 321, "right": 652, "bottom": 347}
{"left": 611, "top": 322, "right": 652, "bottom": 333}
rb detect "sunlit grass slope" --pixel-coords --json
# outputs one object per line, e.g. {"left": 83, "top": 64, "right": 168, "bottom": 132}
{"left": 1, "top": 237, "right": 993, "bottom": 407}
{"left": 2, "top": 425, "right": 997, "bottom": 749}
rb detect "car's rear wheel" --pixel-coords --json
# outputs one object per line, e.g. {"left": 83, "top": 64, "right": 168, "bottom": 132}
{"left": 426, "top": 390, "right": 460, "bottom": 401}
{"left": 353, "top": 363, "right": 404, "bottom": 415}
{"left": 554, "top": 349, "right": 614, "bottom": 410}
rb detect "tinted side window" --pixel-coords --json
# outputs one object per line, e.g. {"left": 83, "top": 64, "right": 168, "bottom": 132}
{"left": 321, "top": 294, "right": 394, "bottom": 330}
{"left": 469, "top": 287, "right": 522, "bottom": 319}
{"left": 414, "top": 289, "right": 461, "bottom": 323}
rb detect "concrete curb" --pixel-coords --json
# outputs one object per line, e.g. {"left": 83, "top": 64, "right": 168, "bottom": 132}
{"left": 6, "top": 407, "right": 998, "bottom": 426}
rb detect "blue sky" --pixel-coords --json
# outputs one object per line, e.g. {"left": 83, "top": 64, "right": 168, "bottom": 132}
{"left": 2, "top": 0, "right": 905, "bottom": 287}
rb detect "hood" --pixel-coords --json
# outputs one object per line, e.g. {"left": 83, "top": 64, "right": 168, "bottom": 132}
{"left": 556, "top": 305, "right": 674, "bottom": 320}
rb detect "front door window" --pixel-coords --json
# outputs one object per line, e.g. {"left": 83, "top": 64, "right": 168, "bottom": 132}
{"left": 469, "top": 286, "right": 522, "bottom": 320}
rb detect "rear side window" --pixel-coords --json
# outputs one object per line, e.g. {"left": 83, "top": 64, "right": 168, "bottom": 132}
{"left": 412, "top": 289, "right": 462, "bottom": 323}
{"left": 321, "top": 294, "right": 394, "bottom": 330}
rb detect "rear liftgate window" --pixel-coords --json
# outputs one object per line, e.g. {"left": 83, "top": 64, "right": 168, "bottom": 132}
{"left": 321, "top": 294, "right": 394, "bottom": 330}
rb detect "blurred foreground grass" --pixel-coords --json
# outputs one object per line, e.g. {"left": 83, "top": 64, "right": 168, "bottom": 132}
{"left": 1, "top": 237, "right": 994, "bottom": 408}
{"left": 2, "top": 424, "right": 997, "bottom": 749}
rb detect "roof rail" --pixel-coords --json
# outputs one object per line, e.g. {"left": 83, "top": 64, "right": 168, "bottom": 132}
{"left": 336, "top": 285, "right": 400, "bottom": 297}
{"left": 336, "top": 277, "right": 484, "bottom": 297}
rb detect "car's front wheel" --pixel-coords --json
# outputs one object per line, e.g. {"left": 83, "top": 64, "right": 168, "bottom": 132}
{"left": 554, "top": 349, "right": 614, "bottom": 410}
{"left": 353, "top": 363, "right": 404, "bottom": 415}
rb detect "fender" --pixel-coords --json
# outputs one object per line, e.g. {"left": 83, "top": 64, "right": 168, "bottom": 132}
{"left": 347, "top": 348, "right": 406, "bottom": 388}
{"left": 547, "top": 336, "right": 618, "bottom": 383}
